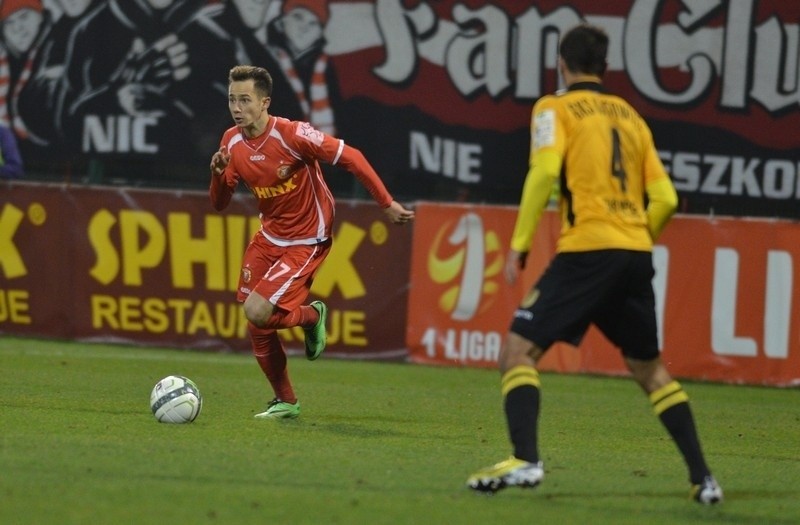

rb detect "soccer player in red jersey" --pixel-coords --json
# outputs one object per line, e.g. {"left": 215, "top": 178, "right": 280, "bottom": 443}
{"left": 209, "top": 65, "right": 414, "bottom": 419}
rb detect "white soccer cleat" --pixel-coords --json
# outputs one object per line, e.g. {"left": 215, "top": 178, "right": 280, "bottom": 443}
{"left": 467, "top": 456, "right": 544, "bottom": 494}
{"left": 691, "top": 475, "right": 723, "bottom": 505}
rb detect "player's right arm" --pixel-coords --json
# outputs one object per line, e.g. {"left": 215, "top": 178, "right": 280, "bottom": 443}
{"left": 209, "top": 145, "right": 235, "bottom": 211}
{"left": 641, "top": 128, "right": 678, "bottom": 241}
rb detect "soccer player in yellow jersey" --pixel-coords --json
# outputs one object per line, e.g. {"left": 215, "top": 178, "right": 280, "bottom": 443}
{"left": 467, "top": 24, "right": 722, "bottom": 504}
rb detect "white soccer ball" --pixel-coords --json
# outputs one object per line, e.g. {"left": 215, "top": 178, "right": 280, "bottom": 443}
{"left": 150, "top": 375, "right": 203, "bottom": 424}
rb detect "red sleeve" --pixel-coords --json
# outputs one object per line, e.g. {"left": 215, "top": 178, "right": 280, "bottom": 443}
{"left": 209, "top": 170, "right": 235, "bottom": 211}
{"left": 209, "top": 130, "right": 239, "bottom": 211}
{"left": 336, "top": 144, "right": 393, "bottom": 208}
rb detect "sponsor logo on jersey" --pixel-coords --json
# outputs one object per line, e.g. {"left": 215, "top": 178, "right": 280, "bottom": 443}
{"left": 252, "top": 179, "right": 298, "bottom": 199}
{"left": 250, "top": 154, "right": 266, "bottom": 161}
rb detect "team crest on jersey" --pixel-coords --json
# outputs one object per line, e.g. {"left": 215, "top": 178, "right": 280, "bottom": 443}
{"left": 533, "top": 110, "right": 555, "bottom": 150}
{"left": 242, "top": 267, "right": 252, "bottom": 284}
{"left": 277, "top": 164, "right": 293, "bottom": 180}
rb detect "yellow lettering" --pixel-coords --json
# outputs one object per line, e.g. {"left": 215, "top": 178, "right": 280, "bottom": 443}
{"left": 88, "top": 209, "right": 120, "bottom": 285}
{"left": 168, "top": 214, "right": 227, "bottom": 290}
{"left": 119, "top": 296, "right": 144, "bottom": 330}
{"left": 225, "top": 216, "right": 248, "bottom": 291}
{"left": 90, "top": 295, "right": 247, "bottom": 337}
{"left": 312, "top": 222, "right": 366, "bottom": 298}
{"left": 91, "top": 295, "right": 120, "bottom": 329}
{"left": 120, "top": 210, "right": 166, "bottom": 285}
{"left": 186, "top": 301, "right": 215, "bottom": 335}
{"left": 143, "top": 298, "right": 169, "bottom": 332}
{"left": 216, "top": 302, "right": 246, "bottom": 337}
{"left": 0, "top": 204, "right": 27, "bottom": 278}
{"left": 8, "top": 290, "right": 30, "bottom": 323}
{"left": 302, "top": 308, "right": 367, "bottom": 346}
{"left": 341, "top": 310, "right": 366, "bottom": 346}
{"left": 0, "top": 289, "right": 31, "bottom": 323}
{"left": 253, "top": 180, "right": 300, "bottom": 200}
{"left": 166, "top": 299, "right": 192, "bottom": 333}
{"left": 90, "top": 211, "right": 259, "bottom": 289}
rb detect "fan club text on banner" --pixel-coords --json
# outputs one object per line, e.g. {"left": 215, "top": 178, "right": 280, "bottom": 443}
{"left": 8, "top": 1, "right": 799, "bottom": 218}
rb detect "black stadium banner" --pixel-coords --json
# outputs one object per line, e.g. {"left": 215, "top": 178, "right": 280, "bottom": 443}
{"left": 6, "top": 0, "right": 800, "bottom": 218}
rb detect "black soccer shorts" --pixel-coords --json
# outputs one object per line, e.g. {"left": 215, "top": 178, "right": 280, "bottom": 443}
{"left": 510, "top": 249, "right": 660, "bottom": 361}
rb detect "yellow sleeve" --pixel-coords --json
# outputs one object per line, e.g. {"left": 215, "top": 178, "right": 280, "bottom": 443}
{"left": 510, "top": 150, "right": 562, "bottom": 252}
{"left": 645, "top": 177, "right": 678, "bottom": 241}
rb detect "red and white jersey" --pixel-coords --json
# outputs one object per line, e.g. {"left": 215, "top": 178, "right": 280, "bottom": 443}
{"left": 210, "top": 117, "right": 392, "bottom": 246}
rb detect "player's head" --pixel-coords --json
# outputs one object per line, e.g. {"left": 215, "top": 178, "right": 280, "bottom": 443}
{"left": 229, "top": 65, "right": 273, "bottom": 99}
{"left": 559, "top": 24, "right": 608, "bottom": 77}
{"left": 228, "top": 65, "right": 273, "bottom": 129}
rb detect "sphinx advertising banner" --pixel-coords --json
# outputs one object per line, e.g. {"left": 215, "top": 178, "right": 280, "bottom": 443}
{"left": 8, "top": 1, "right": 800, "bottom": 218}
{"left": 0, "top": 182, "right": 411, "bottom": 358}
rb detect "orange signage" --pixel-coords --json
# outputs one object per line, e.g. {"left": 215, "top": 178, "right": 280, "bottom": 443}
{"left": 406, "top": 203, "right": 800, "bottom": 386}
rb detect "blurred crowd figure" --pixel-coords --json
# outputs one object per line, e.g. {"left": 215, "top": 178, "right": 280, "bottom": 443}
{"left": 268, "top": 0, "right": 338, "bottom": 134}
{"left": 0, "top": 123, "right": 24, "bottom": 178}
{"left": 0, "top": 0, "right": 339, "bottom": 183}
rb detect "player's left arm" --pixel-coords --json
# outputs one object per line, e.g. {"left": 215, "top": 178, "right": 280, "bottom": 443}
{"left": 295, "top": 122, "right": 414, "bottom": 224}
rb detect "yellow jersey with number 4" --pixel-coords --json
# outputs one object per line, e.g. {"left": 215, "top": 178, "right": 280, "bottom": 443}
{"left": 533, "top": 82, "right": 672, "bottom": 253}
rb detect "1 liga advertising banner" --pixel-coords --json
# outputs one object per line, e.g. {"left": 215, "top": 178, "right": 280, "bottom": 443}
{"left": 0, "top": 182, "right": 411, "bottom": 358}
{"left": 406, "top": 202, "right": 800, "bottom": 386}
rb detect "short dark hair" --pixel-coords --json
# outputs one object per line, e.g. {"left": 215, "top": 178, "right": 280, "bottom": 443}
{"left": 559, "top": 24, "right": 609, "bottom": 76}
{"left": 228, "top": 65, "right": 273, "bottom": 98}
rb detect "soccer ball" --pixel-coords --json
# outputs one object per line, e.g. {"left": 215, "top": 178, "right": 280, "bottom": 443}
{"left": 150, "top": 375, "right": 203, "bottom": 424}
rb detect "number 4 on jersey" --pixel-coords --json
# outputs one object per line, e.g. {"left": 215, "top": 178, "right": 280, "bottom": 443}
{"left": 611, "top": 128, "right": 627, "bottom": 191}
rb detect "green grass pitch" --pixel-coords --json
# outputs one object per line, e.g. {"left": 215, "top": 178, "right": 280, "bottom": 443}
{"left": 1, "top": 336, "right": 798, "bottom": 524}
